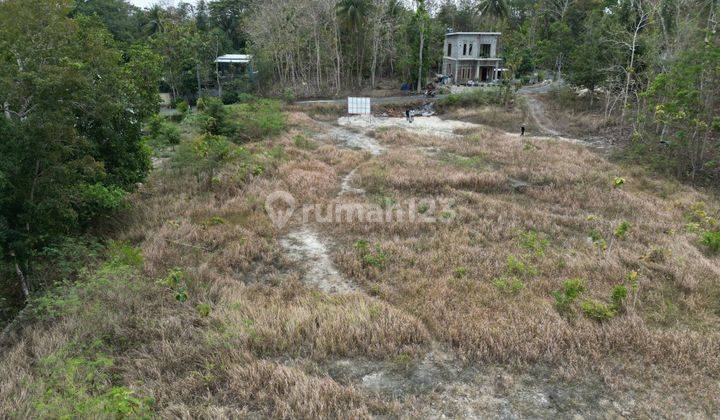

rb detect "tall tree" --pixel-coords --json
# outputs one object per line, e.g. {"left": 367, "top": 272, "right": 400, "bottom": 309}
{"left": 208, "top": 0, "right": 250, "bottom": 51}
{"left": 337, "top": 0, "right": 372, "bottom": 86}
{"left": 476, "top": 0, "right": 509, "bottom": 24}
{"left": 0, "top": 0, "right": 160, "bottom": 300}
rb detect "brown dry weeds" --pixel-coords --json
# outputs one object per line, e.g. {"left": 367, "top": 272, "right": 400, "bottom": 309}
{"left": 1, "top": 109, "right": 719, "bottom": 417}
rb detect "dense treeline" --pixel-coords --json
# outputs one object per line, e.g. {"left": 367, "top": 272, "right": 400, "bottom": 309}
{"left": 0, "top": 0, "right": 718, "bottom": 322}
{"left": 0, "top": 0, "right": 162, "bottom": 320}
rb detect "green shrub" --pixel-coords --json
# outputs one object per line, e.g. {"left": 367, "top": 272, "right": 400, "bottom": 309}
{"left": 614, "top": 221, "right": 631, "bottom": 238}
{"left": 196, "top": 303, "right": 211, "bottom": 317}
{"left": 580, "top": 284, "right": 627, "bottom": 322}
{"left": 611, "top": 284, "right": 628, "bottom": 308}
{"left": 453, "top": 267, "right": 468, "bottom": 278}
{"left": 146, "top": 116, "right": 181, "bottom": 147}
{"left": 201, "top": 97, "right": 230, "bottom": 135}
{"left": 174, "top": 134, "right": 233, "bottom": 187}
{"left": 580, "top": 299, "right": 617, "bottom": 321}
{"left": 492, "top": 277, "right": 524, "bottom": 295}
{"left": 588, "top": 228, "right": 607, "bottom": 250}
{"left": 33, "top": 347, "right": 153, "bottom": 418}
{"left": 196, "top": 97, "right": 207, "bottom": 112}
{"left": 76, "top": 183, "right": 128, "bottom": 223}
{"left": 222, "top": 90, "right": 256, "bottom": 105}
{"left": 506, "top": 255, "right": 539, "bottom": 277}
{"left": 551, "top": 278, "right": 585, "bottom": 316}
{"left": 176, "top": 100, "right": 189, "bottom": 115}
{"left": 701, "top": 230, "right": 720, "bottom": 254}
{"left": 161, "top": 268, "right": 189, "bottom": 303}
{"left": 160, "top": 123, "right": 181, "bottom": 145}
{"left": 437, "top": 88, "right": 505, "bottom": 109}
{"left": 355, "top": 240, "right": 387, "bottom": 269}
{"left": 106, "top": 242, "right": 143, "bottom": 268}
{"left": 222, "top": 90, "right": 239, "bottom": 105}
{"left": 147, "top": 115, "right": 164, "bottom": 138}
{"left": 293, "top": 134, "right": 317, "bottom": 150}
{"left": 230, "top": 99, "right": 286, "bottom": 142}
{"left": 519, "top": 230, "right": 549, "bottom": 256}
{"left": 282, "top": 88, "right": 295, "bottom": 103}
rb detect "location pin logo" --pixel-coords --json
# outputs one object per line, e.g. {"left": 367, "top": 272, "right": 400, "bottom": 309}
{"left": 265, "top": 191, "right": 296, "bottom": 228}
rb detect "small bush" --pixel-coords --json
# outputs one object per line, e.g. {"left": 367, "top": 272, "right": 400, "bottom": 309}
{"left": 196, "top": 303, "right": 211, "bottom": 317}
{"left": 580, "top": 299, "right": 616, "bottom": 321}
{"left": 222, "top": 90, "right": 239, "bottom": 105}
{"left": 355, "top": 240, "right": 387, "bottom": 269}
{"left": 588, "top": 228, "right": 607, "bottom": 250}
{"left": 611, "top": 284, "right": 628, "bottom": 309}
{"left": 147, "top": 115, "right": 164, "bottom": 137}
{"left": 106, "top": 242, "right": 143, "bottom": 268}
{"left": 701, "top": 230, "right": 720, "bottom": 254}
{"left": 453, "top": 267, "right": 468, "bottom": 278}
{"left": 551, "top": 278, "right": 585, "bottom": 316}
{"left": 506, "top": 255, "right": 539, "bottom": 277}
{"left": 437, "top": 88, "right": 505, "bottom": 109}
{"left": 293, "top": 134, "right": 317, "bottom": 150}
{"left": 282, "top": 88, "right": 295, "bottom": 103}
{"left": 76, "top": 183, "right": 128, "bottom": 223}
{"left": 146, "top": 116, "right": 181, "bottom": 147}
{"left": 519, "top": 230, "right": 549, "bottom": 257}
{"left": 176, "top": 100, "right": 189, "bottom": 115}
{"left": 204, "top": 98, "right": 230, "bottom": 133}
{"left": 160, "top": 123, "right": 181, "bottom": 145}
{"left": 161, "top": 268, "right": 189, "bottom": 303}
{"left": 34, "top": 348, "right": 153, "bottom": 417}
{"left": 614, "top": 221, "right": 631, "bottom": 238}
{"left": 230, "top": 99, "right": 286, "bottom": 142}
{"left": 196, "top": 97, "right": 207, "bottom": 112}
{"left": 174, "top": 134, "right": 233, "bottom": 186}
{"left": 492, "top": 277, "right": 524, "bottom": 295}
{"left": 580, "top": 284, "right": 627, "bottom": 322}
{"left": 222, "top": 90, "right": 256, "bottom": 105}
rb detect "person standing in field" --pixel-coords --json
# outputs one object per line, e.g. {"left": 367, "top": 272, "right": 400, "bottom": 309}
{"left": 521, "top": 125, "right": 525, "bottom": 136}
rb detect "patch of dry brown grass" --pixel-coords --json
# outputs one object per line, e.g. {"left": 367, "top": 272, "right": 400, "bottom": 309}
{"left": 316, "top": 127, "right": 720, "bottom": 413}
{"left": 1, "top": 108, "right": 719, "bottom": 417}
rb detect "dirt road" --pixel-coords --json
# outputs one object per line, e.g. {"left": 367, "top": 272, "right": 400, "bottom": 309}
{"left": 518, "top": 83, "right": 562, "bottom": 136}
{"left": 296, "top": 94, "right": 445, "bottom": 106}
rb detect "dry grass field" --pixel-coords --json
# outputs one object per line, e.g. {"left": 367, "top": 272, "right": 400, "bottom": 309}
{"left": 1, "top": 104, "right": 719, "bottom": 417}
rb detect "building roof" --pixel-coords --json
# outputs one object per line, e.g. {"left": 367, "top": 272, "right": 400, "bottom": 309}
{"left": 445, "top": 32, "right": 501, "bottom": 36}
{"left": 215, "top": 54, "right": 253, "bottom": 64}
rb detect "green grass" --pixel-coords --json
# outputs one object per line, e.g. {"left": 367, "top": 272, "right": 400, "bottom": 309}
{"left": 437, "top": 87, "right": 505, "bottom": 109}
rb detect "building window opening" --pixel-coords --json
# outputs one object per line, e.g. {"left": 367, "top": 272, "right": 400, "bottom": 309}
{"left": 481, "top": 44, "right": 491, "bottom": 57}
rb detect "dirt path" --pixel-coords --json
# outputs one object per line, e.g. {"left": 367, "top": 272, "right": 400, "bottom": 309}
{"left": 280, "top": 228, "right": 357, "bottom": 294}
{"left": 338, "top": 115, "right": 479, "bottom": 138}
{"left": 318, "top": 123, "right": 385, "bottom": 155}
{"left": 275, "top": 116, "right": 630, "bottom": 417}
{"left": 339, "top": 168, "right": 365, "bottom": 196}
{"left": 523, "top": 94, "right": 561, "bottom": 136}
{"left": 518, "top": 83, "right": 614, "bottom": 152}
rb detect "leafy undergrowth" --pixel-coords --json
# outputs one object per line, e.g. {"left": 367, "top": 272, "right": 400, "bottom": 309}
{"left": 2, "top": 104, "right": 720, "bottom": 416}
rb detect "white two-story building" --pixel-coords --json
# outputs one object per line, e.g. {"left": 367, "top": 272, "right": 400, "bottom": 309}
{"left": 442, "top": 32, "right": 503, "bottom": 83}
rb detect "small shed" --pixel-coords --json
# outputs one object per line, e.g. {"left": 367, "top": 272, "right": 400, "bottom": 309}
{"left": 215, "top": 54, "right": 254, "bottom": 79}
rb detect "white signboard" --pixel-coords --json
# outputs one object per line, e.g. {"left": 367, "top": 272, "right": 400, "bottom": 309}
{"left": 348, "top": 97, "right": 371, "bottom": 115}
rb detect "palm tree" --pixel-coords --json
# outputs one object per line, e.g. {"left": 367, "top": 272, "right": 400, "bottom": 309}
{"left": 336, "top": 0, "right": 372, "bottom": 86}
{"left": 143, "top": 5, "right": 165, "bottom": 36}
{"left": 476, "top": 0, "right": 509, "bottom": 22}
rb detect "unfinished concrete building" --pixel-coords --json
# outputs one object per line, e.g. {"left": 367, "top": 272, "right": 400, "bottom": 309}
{"left": 442, "top": 32, "right": 502, "bottom": 83}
